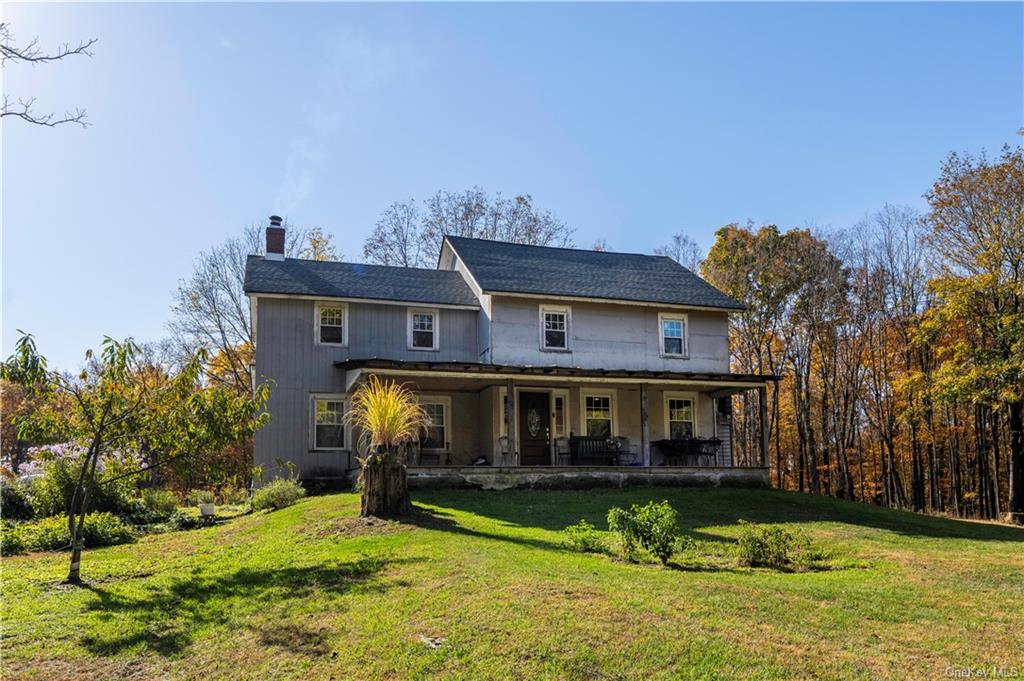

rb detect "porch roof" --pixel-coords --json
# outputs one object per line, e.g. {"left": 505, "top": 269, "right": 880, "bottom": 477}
{"left": 335, "top": 358, "right": 779, "bottom": 385}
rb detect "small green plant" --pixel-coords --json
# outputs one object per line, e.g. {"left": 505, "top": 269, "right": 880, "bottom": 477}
{"left": 736, "top": 521, "right": 823, "bottom": 569}
{"left": 185, "top": 489, "right": 216, "bottom": 507}
{"left": 1, "top": 520, "right": 27, "bottom": 555}
{"left": 165, "top": 509, "right": 202, "bottom": 531}
{"left": 563, "top": 519, "right": 607, "bottom": 553}
{"left": 607, "top": 500, "right": 680, "bottom": 564}
{"left": 13, "top": 512, "right": 137, "bottom": 552}
{"left": 142, "top": 489, "right": 179, "bottom": 519}
{"left": 252, "top": 479, "right": 306, "bottom": 511}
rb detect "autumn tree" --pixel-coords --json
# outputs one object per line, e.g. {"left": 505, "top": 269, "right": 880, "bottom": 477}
{"left": 363, "top": 188, "right": 574, "bottom": 268}
{"left": 920, "top": 146, "right": 1024, "bottom": 522}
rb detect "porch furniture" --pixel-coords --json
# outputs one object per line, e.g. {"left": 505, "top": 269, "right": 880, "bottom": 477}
{"left": 554, "top": 437, "right": 572, "bottom": 466}
{"left": 613, "top": 437, "right": 641, "bottom": 466}
{"left": 495, "top": 435, "right": 513, "bottom": 467}
{"left": 416, "top": 440, "right": 451, "bottom": 466}
{"left": 568, "top": 435, "right": 622, "bottom": 466}
{"left": 653, "top": 437, "right": 722, "bottom": 467}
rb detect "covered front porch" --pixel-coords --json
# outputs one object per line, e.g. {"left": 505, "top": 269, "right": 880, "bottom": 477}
{"left": 338, "top": 359, "right": 776, "bottom": 486}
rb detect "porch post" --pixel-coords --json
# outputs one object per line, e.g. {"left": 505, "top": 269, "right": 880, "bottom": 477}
{"left": 757, "top": 384, "right": 769, "bottom": 468}
{"left": 640, "top": 383, "right": 650, "bottom": 466}
{"left": 505, "top": 378, "right": 516, "bottom": 466}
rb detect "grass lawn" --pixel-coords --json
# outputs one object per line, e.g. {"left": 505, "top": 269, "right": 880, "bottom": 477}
{"left": 2, "top": 488, "right": 1023, "bottom": 680}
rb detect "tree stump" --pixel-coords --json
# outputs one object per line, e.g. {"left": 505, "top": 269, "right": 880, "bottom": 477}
{"left": 359, "top": 449, "right": 411, "bottom": 517}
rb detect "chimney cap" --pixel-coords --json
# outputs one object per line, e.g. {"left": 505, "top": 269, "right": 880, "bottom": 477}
{"left": 269, "top": 215, "right": 283, "bottom": 227}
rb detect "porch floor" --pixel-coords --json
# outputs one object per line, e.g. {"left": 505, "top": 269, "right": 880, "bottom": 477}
{"left": 405, "top": 465, "right": 769, "bottom": 491}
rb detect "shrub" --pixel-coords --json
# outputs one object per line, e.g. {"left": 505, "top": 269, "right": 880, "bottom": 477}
{"left": 1, "top": 480, "right": 34, "bottom": 520}
{"left": 185, "top": 489, "right": 216, "bottom": 506}
{"left": 165, "top": 509, "right": 202, "bottom": 531}
{"left": 563, "top": 519, "right": 607, "bottom": 553}
{"left": 218, "top": 485, "right": 249, "bottom": 505}
{"left": 1, "top": 521, "right": 27, "bottom": 555}
{"left": 142, "top": 489, "right": 179, "bottom": 519}
{"left": 252, "top": 479, "right": 306, "bottom": 511}
{"left": 28, "top": 457, "right": 136, "bottom": 519}
{"left": 736, "top": 521, "right": 819, "bottom": 569}
{"left": 14, "top": 512, "right": 138, "bottom": 552}
{"left": 607, "top": 500, "right": 680, "bottom": 564}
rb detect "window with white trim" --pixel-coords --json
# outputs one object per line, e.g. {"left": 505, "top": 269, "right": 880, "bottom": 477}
{"left": 409, "top": 308, "right": 438, "bottom": 350}
{"left": 316, "top": 303, "right": 347, "bottom": 345}
{"left": 666, "top": 397, "right": 695, "bottom": 439}
{"left": 540, "top": 306, "right": 570, "bottom": 350}
{"left": 419, "top": 397, "right": 450, "bottom": 450}
{"left": 583, "top": 394, "right": 613, "bottom": 438}
{"left": 659, "top": 313, "right": 687, "bottom": 357}
{"left": 313, "top": 397, "right": 345, "bottom": 449}
{"left": 553, "top": 395, "right": 567, "bottom": 438}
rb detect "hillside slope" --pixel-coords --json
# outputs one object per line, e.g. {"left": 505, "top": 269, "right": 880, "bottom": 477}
{"left": 3, "top": 488, "right": 1022, "bottom": 680}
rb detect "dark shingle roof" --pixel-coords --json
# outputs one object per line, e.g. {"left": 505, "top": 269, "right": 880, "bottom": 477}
{"left": 243, "top": 256, "right": 480, "bottom": 307}
{"left": 445, "top": 236, "right": 744, "bottom": 310}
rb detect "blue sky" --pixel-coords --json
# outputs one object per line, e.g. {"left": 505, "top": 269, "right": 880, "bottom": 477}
{"left": 3, "top": 2, "right": 1021, "bottom": 370}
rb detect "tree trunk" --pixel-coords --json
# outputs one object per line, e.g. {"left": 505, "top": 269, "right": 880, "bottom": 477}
{"left": 1007, "top": 401, "right": 1024, "bottom": 523}
{"left": 359, "top": 448, "right": 411, "bottom": 517}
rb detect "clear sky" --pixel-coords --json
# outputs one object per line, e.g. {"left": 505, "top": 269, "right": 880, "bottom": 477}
{"left": 3, "top": 2, "right": 1022, "bottom": 371}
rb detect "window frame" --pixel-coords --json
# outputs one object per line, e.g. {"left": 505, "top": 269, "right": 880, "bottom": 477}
{"left": 662, "top": 391, "right": 699, "bottom": 439}
{"left": 580, "top": 390, "right": 617, "bottom": 438}
{"left": 309, "top": 393, "right": 349, "bottom": 452}
{"left": 418, "top": 395, "right": 452, "bottom": 452}
{"left": 407, "top": 307, "right": 440, "bottom": 351}
{"left": 539, "top": 304, "right": 572, "bottom": 352}
{"left": 658, "top": 312, "right": 689, "bottom": 358}
{"left": 314, "top": 301, "right": 349, "bottom": 347}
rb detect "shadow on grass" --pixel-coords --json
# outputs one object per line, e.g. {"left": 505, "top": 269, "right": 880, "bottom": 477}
{"left": 402, "top": 505, "right": 569, "bottom": 553}
{"left": 413, "top": 488, "right": 1024, "bottom": 542}
{"left": 80, "top": 555, "right": 416, "bottom": 657}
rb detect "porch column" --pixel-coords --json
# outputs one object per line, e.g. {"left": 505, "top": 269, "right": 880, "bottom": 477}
{"left": 757, "top": 384, "right": 769, "bottom": 468}
{"left": 640, "top": 383, "right": 651, "bottom": 466}
{"left": 505, "top": 378, "right": 516, "bottom": 466}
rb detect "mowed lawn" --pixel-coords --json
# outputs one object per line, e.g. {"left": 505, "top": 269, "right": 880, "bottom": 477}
{"left": 3, "top": 488, "right": 1023, "bottom": 680}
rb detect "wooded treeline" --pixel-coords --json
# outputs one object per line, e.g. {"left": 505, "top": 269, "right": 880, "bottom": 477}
{"left": 704, "top": 147, "right": 1023, "bottom": 521}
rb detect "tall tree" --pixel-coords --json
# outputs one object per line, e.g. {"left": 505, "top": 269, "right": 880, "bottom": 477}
{"left": 920, "top": 147, "right": 1024, "bottom": 522}
{"left": 1, "top": 22, "right": 97, "bottom": 127}
{"left": 363, "top": 188, "right": 574, "bottom": 268}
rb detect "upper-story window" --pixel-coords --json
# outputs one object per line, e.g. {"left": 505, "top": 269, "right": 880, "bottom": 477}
{"left": 659, "top": 312, "right": 688, "bottom": 357}
{"left": 316, "top": 302, "right": 348, "bottom": 346}
{"left": 408, "top": 308, "right": 439, "bottom": 350}
{"left": 540, "top": 305, "right": 570, "bottom": 350}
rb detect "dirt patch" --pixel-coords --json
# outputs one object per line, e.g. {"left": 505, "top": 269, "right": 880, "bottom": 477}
{"left": 303, "top": 515, "right": 403, "bottom": 539}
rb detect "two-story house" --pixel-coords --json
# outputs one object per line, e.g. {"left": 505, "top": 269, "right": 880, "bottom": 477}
{"left": 244, "top": 216, "right": 775, "bottom": 488}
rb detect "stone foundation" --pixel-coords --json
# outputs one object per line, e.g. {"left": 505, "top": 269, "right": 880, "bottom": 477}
{"left": 405, "top": 466, "right": 769, "bottom": 491}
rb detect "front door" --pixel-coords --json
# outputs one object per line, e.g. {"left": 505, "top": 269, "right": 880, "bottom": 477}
{"left": 518, "top": 391, "right": 551, "bottom": 466}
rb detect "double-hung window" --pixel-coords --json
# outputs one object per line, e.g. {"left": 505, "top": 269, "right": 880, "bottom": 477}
{"left": 665, "top": 396, "right": 695, "bottom": 439}
{"left": 419, "top": 397, "right": 450, "bottom": 450}
{"left": 409, "top": 308, "right": 439, "bottom": 350}
{"left": 312, "top": 396, "right": 346, "bottom": 450}
{"left": 540, "top": 305, "right": 570, "bottom": 350}
{"left": 659, "top": 313, "right": 687, "bottom": 357}
{"left": 583, "top": 394, "right": 613, "bottom": 438}
{"left": 316, "top": 302, "right": 347, "bottom": 345}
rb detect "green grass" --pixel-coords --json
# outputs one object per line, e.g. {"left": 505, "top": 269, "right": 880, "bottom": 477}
{"left": 3, "top": 488, "right": 1023, "bottom": 680}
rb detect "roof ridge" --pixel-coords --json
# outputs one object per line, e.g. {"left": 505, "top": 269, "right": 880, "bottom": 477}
{"left": 246, "top": 254, "right": 458, "bottom": 275}
{"left": 444, "top": 234, "right": 672, "bottom": 260}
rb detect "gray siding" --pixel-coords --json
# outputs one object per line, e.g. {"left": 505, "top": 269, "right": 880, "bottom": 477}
{"left": 252, "top": 296, "right": 479, "bottom": 478}
{"left": 488, "top": 296, "right": 731, "bottom": 372}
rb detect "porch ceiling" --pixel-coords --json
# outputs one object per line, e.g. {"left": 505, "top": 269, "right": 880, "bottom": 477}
{"left": 336, "top": 358, "right": 779, "bottom": 390}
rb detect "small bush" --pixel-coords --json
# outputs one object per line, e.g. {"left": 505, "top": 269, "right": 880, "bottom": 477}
{"left": 218, "top": 485, "right": 249, "bottom": 505}
{"left": 165, "top": 509, "right": 202, "bottom": 531}
{"left": 736, "top": 521, "right": 820, "bottom": 569}
{"left": 563, "top": 519, "right": 607, "bottom": 553}
{"left": 607, "top": 500, "right": 680, "bottom": 564}
{"left": 252, "top": 479, "right": 306, "bottom": 511}
{"left": 1, "top": 521, "right": 27, "bottom": 555}
{"left": 14, "top": 512, "right": 138, "bottom": 552}
{"left": 142, "top": 489, "right": 179, "bottom": 519}
{"left": 28, "top": 457, "right": 136, "bottom": 519}
{"left": 185, "top": 489, "right": 216, "bottom": 506}
{"left": 1, "top": 480, "right": 34, "bottom": 521}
